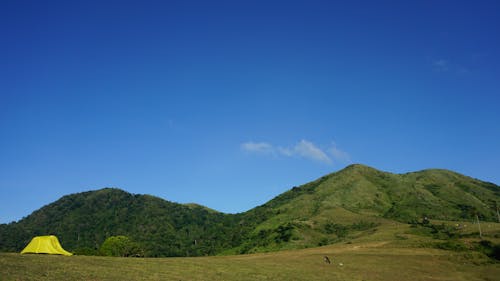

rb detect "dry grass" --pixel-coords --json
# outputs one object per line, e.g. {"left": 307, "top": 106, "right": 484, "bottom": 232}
{"left": 1, "top": 240, "right": 499, "bottom": 281}
{"left": 3, "top": 221, "right": 499, "bottom": 280}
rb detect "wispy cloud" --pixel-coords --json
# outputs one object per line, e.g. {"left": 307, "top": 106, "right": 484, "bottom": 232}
{"left": 329, "top": 142, "right": 351, "bottom": 163}
{"left": 433, "top": 59, "right": 449, "bottom": 72}
{"left": 241, "top": 142, "right": 274, "bottom": 154}
{"left": 432, "top": 58, "right": 469, "bottom": 74}
{"left": 292, "top": 140, "right": 332, "bottom": 163}
{"left": 241, "top": 140, "right": 351, "bottom": 164}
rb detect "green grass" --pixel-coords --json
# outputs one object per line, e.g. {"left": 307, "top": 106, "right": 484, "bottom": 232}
{"left": 2, "top": 224, "right": 500, "bottom": 281}
{"left": 1, "top": 245, "right": 498, "bottom": 281}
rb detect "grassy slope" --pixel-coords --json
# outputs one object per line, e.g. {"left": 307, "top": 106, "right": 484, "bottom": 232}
{"left": 2, "top": 221, "right": 500, "bottom": 281}
{"left": 231, "top": 164, "right": 500, "bottom": 253}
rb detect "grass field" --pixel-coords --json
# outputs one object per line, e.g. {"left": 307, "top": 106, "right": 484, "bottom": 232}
{"left": 2, "top": 240, "right": 499, "bottom": 281}
{"left": 2, "top": 221, "right": 499, "bottom": 280}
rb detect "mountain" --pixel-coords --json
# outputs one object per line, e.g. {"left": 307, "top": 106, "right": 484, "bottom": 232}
{"left": 1, "top": 164, "right": 499, "bottom": 256}
{"left": 0, "top": 188, "right": 241, "bottom": 257}
{"left": 232, "top": 164, "right": 499, "bottom": 253}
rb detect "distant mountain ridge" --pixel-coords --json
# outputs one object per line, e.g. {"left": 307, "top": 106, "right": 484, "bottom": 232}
{"left": 1, "top": 164, "right": 499, "bottom": 256}
{"left": 0, "top": 188, "right": 239, "bottom": 257}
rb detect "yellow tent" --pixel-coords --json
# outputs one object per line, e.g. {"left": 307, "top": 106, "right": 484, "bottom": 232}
{"left": 20, "top": 235, "right": 72, "bottom": 256}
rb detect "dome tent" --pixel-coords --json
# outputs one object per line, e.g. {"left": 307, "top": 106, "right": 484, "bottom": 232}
{"left": 21, "top": 235, "right": 72, "bottom": 256}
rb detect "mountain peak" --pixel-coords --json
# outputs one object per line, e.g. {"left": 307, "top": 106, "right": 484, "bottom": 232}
{"left": 343, "top": 163, "right": 378, "bottom": 171}
{"left": 335, "top": 163, "right": 384, "bottom": 176}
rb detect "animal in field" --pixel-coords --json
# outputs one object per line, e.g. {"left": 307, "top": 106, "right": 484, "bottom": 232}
{"left": 323, "top": 256, "right": 331, "bottom": 264}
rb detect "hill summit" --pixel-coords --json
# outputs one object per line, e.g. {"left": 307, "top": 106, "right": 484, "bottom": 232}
{"left": 1, "top": 164, "right": 499, "bottom": 256}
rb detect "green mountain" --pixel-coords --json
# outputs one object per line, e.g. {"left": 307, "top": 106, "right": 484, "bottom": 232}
{"left": 0, "top": 188, "right": 241, "bottom": 257}
{"left": 232, "top": 164, "right": 499, "bottom": 253}
{"left": 1, "top": 164, "right": 499, "bottom": 256}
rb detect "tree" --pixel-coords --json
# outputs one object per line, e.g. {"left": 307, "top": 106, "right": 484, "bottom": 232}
{"left": 99, "top": 235, "right": 142, "bottom": 257}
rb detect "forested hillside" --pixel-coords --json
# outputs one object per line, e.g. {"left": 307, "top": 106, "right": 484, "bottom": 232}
{"left": 1, "top": 164, "right": 499, "bottom": 256}
{"left": 0, "top": 189, "right": 241, "bottom": 257}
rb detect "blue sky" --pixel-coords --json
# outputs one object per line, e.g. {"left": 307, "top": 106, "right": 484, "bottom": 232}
{"left": 1, "top": 0, "right": 499, "bottom": 223}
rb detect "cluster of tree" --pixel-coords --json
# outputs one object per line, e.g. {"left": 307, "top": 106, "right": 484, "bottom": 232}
{"left": 235, "top": 222, "right": 299, "bottom": 254}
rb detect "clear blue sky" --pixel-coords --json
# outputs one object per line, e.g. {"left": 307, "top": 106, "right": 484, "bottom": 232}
{"left": 1, "top": 0, "right": 499, "bottom": 223}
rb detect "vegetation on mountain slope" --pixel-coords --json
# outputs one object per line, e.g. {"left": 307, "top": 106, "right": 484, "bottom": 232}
{"left": 0, "top": 188, "right": 241, "bottom": 257}
{"left": 231, "top": 164, "right": 499, "bottom": 253}
{"left": 1, "top": 164, "right": 498, "bottom": 257}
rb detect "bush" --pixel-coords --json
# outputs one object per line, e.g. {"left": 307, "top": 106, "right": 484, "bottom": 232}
{"left": 475, "top": 240, "right": 500, "bottom": 260}
{"left": 351, "top": 221, "right": 379, "bottom": 231}
{"left": 99, "top": 235, "right": 143, "bottom": 257}
{"left": 275, "top": 223, "right": 295, "bottom": 243}
{"left": 323, "top": 223, "right": 348, "bottom": 238}
{"left": 73, "top": 247, "right": 98, "bottom": 256}
{"left": 318, "top": 238, "right": 330, "bottom": 246}
{"left": 435, "top": 240, "right": 468, "bottom": 251}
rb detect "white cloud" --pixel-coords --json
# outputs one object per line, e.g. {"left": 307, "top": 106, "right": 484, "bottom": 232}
{"left": 293, "top": 140, "right": 332, "bottom": 164}
{"left": 277, "top": 146, "right": 293, "bottom": 157}
{"left": 328, "top": 142, "right": 351, "bottom": 164}
{"left": 241, "top": 142, "right": 275, "bottom": 154}
{"left": 242, "top": 139, "right": 349, "bottom": 165}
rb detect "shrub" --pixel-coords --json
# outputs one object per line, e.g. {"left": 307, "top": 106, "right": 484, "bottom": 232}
{"left": 99, "top": 235, "right": 143, "bottom": 257}
{"left": 475, "top": 240, "right": 500, "bottom": 260}
{"left": 351, "top": 221, "right": 379, "bottom": 231}
{"left": 435, "top": 240, "right": 468, "bottom": 251}
{"left": 275, "top": 223, "right": 295, "bottom": 243}
{"left": 323, "top": 223, "right": 348, "bottom": 238}
{"left": 73, "top": 246, "right": 98, "bottom": 256}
